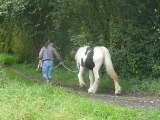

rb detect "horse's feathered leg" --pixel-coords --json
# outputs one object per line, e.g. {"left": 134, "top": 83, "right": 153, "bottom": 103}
{"left": 88, "top": 68, "right": 100, "bottom": 93}
{"left": 78, "top": 66, "right": 86, "bottom": 87}
{"left": 89, "top": 70, "right": 94, "bottom": 89}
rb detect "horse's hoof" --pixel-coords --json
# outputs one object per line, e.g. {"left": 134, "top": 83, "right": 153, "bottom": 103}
{"left": 80, "top": 82, "right": 86, "bottom": 87}
{"left": 115, "top": 90, "right": 121, "bottom": 95}
{"left": 88, "top": 89, "right": 96, "bottom": 94}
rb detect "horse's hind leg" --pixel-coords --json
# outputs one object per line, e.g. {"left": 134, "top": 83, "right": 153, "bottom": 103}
{"left": 106, "top": 66, "right": 121, "bottom": 95}
{"left": 89, "top": 70, "right": 94, "bottom": 89}
{"left": 114, "top": 81, "right": 121, "bottom": 95}
{"left": 78, "top": 66, "right": 86, "bottom": 87}
{"left": 107, "top": 68, "right": 121, "bottom": 95}
{"left": 88, "top": 69, "right": 100, "bottom": 93}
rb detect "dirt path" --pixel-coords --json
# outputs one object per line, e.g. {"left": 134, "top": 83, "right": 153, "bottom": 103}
{"left": 8, "top": 67, "right": 160, "bottom": 109}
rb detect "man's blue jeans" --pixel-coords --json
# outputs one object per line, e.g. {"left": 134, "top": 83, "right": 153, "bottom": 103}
{"left": 42, "top": 60, "right": 53, "bottom": 81}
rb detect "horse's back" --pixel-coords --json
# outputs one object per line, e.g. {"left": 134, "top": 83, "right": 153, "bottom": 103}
{"left": 75, "top": 46, "right": 89, "bottom": 61}
{"left": 75, "top": 46, "right": 107, "bottom": 61}
{"left": 93, "top": 46, "right": 106, "bottom": 58}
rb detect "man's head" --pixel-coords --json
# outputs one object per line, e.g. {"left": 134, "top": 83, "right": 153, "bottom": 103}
{"left": 50, "top": 43, "right": 54, "bottom": 47}
{"left": 45, "top": 40, "right": 51, "bottom": 48}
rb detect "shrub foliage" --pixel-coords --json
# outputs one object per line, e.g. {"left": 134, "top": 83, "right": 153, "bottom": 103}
{"left": 0, "top": 0, "right": 160, "bottom": 78}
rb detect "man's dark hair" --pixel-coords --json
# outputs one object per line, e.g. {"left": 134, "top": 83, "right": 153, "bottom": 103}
{"left": 45, "top": 40, "right": 51, "bottom": 48}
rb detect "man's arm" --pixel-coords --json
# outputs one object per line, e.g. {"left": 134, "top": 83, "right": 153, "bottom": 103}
{"left": 53, "top": 48, "right": 62, "bottom": 61}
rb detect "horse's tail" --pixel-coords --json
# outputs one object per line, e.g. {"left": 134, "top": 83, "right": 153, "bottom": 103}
{"left": 101, "top": 47, "right": 119, "bottom": 83}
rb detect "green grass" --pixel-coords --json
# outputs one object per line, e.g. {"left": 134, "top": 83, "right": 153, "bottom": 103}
{"left": 0, "top": 66, "right": 160, "bottom": 120}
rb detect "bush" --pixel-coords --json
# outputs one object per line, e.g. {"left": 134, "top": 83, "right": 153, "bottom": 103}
{"left": 0, "top": 54, "right": 18, "bottom": 66}
{"left": 108, "top": 19, "right": 160, "bottom": 78}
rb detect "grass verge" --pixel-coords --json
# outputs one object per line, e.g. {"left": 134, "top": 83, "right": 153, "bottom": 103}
{"left": 0, "top": 66, "right": 160, "bottom": 119}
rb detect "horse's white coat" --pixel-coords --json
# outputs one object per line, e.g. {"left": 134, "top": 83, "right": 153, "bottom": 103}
{"left": 75, "top": 46, "right": 121, "bottom": 95}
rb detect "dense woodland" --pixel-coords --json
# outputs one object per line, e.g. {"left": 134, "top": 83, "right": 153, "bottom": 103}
{"left": 0, "top": 0, "right": 160, "bottom": 78}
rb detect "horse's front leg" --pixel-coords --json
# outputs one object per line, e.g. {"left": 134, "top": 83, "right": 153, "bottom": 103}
{"left": 78, "top": 66, "right": 86, "bottom": 87}
{"left": 88, "top": 70, "right": 94, "bottom": 89}
{"left": 88, "top": 69, "right": 100, "bottom": 93}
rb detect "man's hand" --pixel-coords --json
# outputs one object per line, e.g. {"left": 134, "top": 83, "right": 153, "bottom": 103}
{"left": 60, "top": 62, "right": 64, "bottom": 65}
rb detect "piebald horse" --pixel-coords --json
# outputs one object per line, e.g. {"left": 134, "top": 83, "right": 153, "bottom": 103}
{"left": 75, "top": 46, "right": 121, "bottom": 95}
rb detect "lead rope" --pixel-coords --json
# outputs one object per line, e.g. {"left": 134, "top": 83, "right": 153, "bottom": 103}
{"left": 55, "top": 62, "right": 78, "bottom": 73}
{"left": 53, "top": 62, "right": 61, "bottom": 68}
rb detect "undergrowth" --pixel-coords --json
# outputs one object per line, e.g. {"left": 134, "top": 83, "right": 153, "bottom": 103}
{"left": 0, "top": 54, "right": 18, "bottom": 66}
